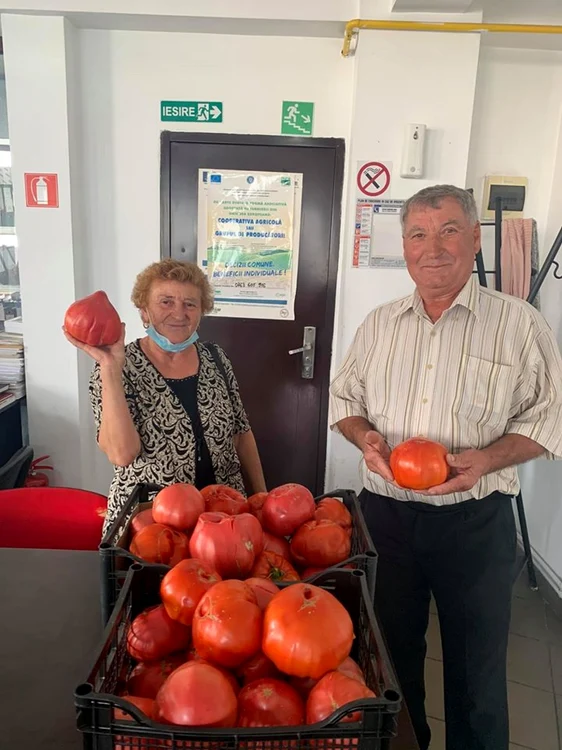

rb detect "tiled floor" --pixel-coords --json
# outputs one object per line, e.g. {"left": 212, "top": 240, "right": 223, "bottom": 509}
{"left": 425, "top": 575, "right": 562, "bottom": 749}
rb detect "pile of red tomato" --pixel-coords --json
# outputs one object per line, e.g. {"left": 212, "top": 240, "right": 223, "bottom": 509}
{"left": 114, "top": 483, "right": 376, "bottom": 735}
{"left": 128, "top": 482, "right": 354, "bottom": 582}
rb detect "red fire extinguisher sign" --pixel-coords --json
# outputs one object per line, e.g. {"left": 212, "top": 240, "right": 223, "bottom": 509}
{"left": 24, "top": 173, "right": 59, "bottom": 208}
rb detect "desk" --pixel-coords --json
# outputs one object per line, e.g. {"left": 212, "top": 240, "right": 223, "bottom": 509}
{"left": 0, "top": 548, "right": 418, "bottom": 750}
{"left": 0, "top": 549, "right": 102, "bottom": 749}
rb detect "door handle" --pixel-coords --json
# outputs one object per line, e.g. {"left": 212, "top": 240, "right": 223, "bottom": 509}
{"left": 288, "top": 326, "right": 316, "bottom": 379}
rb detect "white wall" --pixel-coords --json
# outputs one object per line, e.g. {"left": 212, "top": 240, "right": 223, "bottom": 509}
{"left": 467, "top": 44, "right": 562, "bottom": 593}
{"left": 2, "top": 15, "right": 86, "bottom": 487}
{"left": 76, "top": 29, "right": 354, "bottom": 490}
{"left": 467, "top": 46, "right": 562, "bottom": 256}
{"left": 326, "top": 29, "right": 481, "bottom": 491}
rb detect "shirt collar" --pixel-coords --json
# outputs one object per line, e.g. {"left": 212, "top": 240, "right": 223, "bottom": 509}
{"left": 390, "top": 275, "right": 481, "bottom": 321}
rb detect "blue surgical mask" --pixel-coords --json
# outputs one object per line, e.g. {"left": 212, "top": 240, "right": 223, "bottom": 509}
{"left": 146, "top": 324, "right": 199, "bottom": 353}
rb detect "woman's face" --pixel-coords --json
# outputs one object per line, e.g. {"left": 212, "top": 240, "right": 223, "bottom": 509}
{"left": 143, "top": 279, "right": 203, "bottom": 344}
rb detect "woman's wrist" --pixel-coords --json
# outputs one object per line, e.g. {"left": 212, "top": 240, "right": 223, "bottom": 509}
{"left": 99, "top": 361, "right": 124, "bottom": 383}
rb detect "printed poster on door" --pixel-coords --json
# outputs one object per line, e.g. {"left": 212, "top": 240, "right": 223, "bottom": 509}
{"left": 197, "top": 169, "right": 302, "bottom": 320}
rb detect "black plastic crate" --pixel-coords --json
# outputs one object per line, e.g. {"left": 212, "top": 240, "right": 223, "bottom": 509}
{"left": 99, "top": 484, "right": 377, "bottom": 624}
{"left": 77, "top": 564, "right": 401, "bottom": 750}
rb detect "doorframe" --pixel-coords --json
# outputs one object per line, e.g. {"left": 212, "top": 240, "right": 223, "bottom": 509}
{"left": 160, "top": 131, "right": 345, "bottom": 493}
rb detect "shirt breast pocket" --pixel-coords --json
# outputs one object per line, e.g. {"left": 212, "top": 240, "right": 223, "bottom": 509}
{"left": 456, "top": 355, "right": 515, "bottom": 439}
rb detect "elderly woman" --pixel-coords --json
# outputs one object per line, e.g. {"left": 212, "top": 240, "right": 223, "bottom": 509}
{"left": 65, "top": 259, "right": 266, "bottom": 529}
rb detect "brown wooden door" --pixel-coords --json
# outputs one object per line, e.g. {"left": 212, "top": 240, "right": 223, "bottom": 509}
{"left": 161, "top": 133, "right": 344, "bottom": 494}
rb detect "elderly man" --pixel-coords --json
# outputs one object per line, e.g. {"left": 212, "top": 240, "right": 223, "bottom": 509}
{"left": 330, "top": 185, "right": 562, "bottom": 750}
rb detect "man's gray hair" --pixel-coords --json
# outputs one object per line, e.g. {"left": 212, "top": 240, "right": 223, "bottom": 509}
{"left": 400, "top": 185, "right": 479, "bottom": 231}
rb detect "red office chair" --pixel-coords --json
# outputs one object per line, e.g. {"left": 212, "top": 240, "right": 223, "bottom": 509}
{"left": 0, "top": 487, "right": 107, "bottom": 550}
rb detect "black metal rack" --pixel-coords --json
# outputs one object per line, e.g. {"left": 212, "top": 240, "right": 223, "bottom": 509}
{"left": 474, "top": 196, "right": 562, "bottom": 591}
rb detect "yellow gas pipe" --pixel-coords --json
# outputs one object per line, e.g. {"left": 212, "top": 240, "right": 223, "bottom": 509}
{"left": 342, "top": 18, "right": 562, "bottom": 57}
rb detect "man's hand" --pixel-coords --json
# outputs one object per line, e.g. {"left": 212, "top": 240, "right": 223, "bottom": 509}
{"left": 361, "top": 430, "right": 394, "bottom": 483}
{"left": 422, "top": 449, "right": 490, "bottom": 496}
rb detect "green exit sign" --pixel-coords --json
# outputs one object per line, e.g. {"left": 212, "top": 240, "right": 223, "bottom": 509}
{"left": 281, "top": 101, "right": 314, "bottom": 136}
{"left": 161, "top": 101, "right": 223, "bottom": 123}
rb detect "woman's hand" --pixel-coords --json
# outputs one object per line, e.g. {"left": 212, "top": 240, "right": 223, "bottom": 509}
{"left": 63, "top": 323, "right": 126, "bottom": 372}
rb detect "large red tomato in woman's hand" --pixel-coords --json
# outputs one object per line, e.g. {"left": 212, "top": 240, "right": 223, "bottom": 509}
{"left": 192, "top": 580, "right": 263, "bottom": 668}
{"left": 315, "top": 498, "right": 352, "bottom": 535}
{"left": 252, "top": 551, "right": 300, "bottom": 582}
{"left": 160, "top": 558, "right": 222, "bottom": 626}
{"left": 189, "top": 511, "right": 263, "bottom": 579}
{"left": 390, "top": 437, "right": 449, "bottom": 490}
{"left": 306, "top": 671, "right": 376, "bottom": 724}
{"left": 201, "top": 485, "right": 250, "bottom": 515}
{"left": 130, "top": 524, "right": 189, "bottom": 566}
{"left": 263, "top": 583, "right": 353, "bottom": 679}
{"left": 126, "top": 604, "right": 191, "bottom": 662}
{"left": 238, "top": 678, "right": 305, "bottom": 727}
{"left": 155, "top": 661, "right": 238, "bottom": 727}
{"left": 262, "top": 484, "right": 315, "bottom": 537}
{"left": 126, "top": 653, "right": 187, "bottom": 699}
{"left": 290, "top": 520, "right": 351, "bottom": 568}
{"left": 64, "top": 291, "right": 121, "bottom": 347}
{"left": 152, "top": 483, "right": 205, "bottom": 532}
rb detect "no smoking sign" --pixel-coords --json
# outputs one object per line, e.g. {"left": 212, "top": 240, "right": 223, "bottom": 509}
{"left": 356, "top": 161, "right": 391, "bottom": 198}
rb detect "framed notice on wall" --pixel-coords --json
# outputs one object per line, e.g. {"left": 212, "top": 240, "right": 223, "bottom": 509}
{"left": 197, "top": 169, "right": 303, "bottom": 320}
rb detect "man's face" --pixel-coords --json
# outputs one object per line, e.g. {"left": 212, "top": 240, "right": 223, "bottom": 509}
{"left": 402, "top": 198, "right": 480, "bottom": 297}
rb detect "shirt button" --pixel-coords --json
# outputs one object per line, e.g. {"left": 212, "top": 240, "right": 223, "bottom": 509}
{"left": 422, "top": 398, "right": 428, "bottom": 404}
{"left": 427, "top": 364, "right": 433, "bottom": 370}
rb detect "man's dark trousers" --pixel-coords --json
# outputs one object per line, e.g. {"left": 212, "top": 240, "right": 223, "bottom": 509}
{"left": 360, "top": 489, "right": 516, "bottom": 750}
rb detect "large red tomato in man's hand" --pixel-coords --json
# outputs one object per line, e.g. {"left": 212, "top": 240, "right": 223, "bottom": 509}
{"left": 390, "top": 437, "right": 449, "bottom": 490}
{"left": 152, "top": 483, "right": 205, "bottom": 532}
{"left": 126, "top": 604, "right": 191, "bottom": 662}
{"left": 155, "top": 661, "right": 238, "bottom": 727}
{"left": 64, "top": 291, "right": 121, "bottom": 347}
{"left": 189, "top": 511, "right": 263, "bottom": 579}
{"left": 237, "top": 678, "right": 305, "bottom": 727}
{"left": 160, "top": 558, "right": 222, "bottom": 626}
{"left": 262, "top": 484, "right": 315, "bottom": 537}
{"left": 306, "top": 670, "right": 376, "bottom": 724}
{"left": 192, "top": 580, "right": 263, "bottom": 668}
{"left": 263, "top": 583, "right": 353, "bottom": 679}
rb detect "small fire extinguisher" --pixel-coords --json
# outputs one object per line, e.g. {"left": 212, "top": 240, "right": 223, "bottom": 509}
{"left": 25, "top": 455, "right": 54, "bottom": 488}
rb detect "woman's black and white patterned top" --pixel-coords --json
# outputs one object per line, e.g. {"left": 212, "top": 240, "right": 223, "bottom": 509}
{"left": 89, "top": 340, "right": 250, "bottom": 529}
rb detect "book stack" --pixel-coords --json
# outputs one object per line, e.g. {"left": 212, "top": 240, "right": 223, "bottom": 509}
{"left": 0, "top": 330, "right": 25, "bottom": 407}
